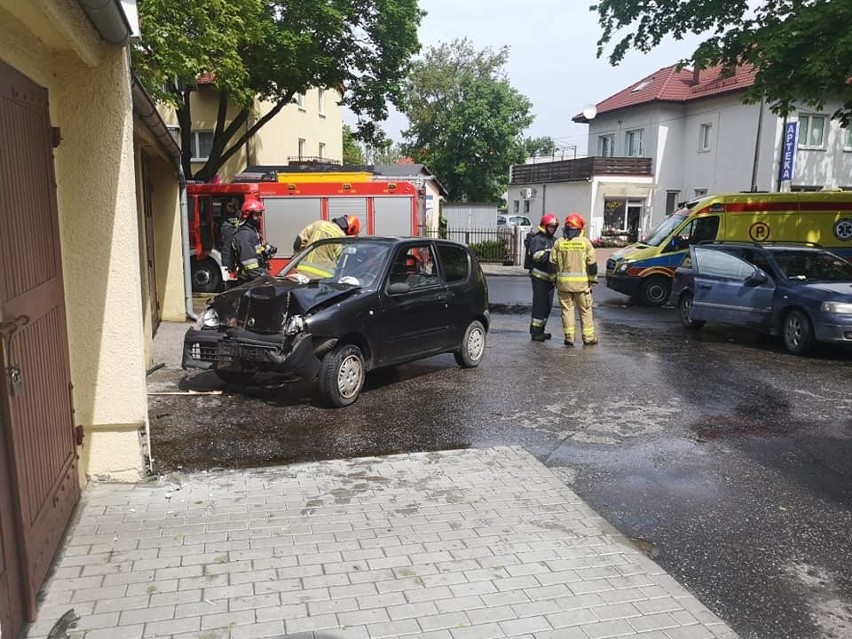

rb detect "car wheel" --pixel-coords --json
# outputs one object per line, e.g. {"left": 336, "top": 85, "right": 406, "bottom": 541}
{"left": 319, "top": 344, "right": 365, "bottom": 407}
{"left": 678, "top": 292, "right": 705, "bottom": 330}
{"left": 454, "top": 320, "right": 486, "bottom": 368}
{"left": 782, "top": 309, "right": 814, "bottom": 355}
{"left": 639, "top": 276, "right": 671, "bottom": 307}
{"left": 191, "top": 259, "right": 223, "bottom": 293}
{"left": 214, "top": 365, "right": 257, "bottom": 386}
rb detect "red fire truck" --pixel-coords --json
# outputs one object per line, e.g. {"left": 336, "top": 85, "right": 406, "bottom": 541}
{"left": 187, "top": 180, "right": 427, "bottom": 291}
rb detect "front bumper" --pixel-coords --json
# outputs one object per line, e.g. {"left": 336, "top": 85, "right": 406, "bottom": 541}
{"left": 814, "top": 315, "right": 852, "bottom": 345}
{"left": 605, "top": 272, "right": 641, "bottom": 298}
{"left": 182, "top": 328, "right": 322, "bottom": 379}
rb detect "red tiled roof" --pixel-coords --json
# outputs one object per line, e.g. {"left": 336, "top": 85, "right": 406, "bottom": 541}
{"left": 197, "top": 72, "right": 215, "bottom": 86}
{"left": 573, "top": 64, "right": 758, "bottom": 122}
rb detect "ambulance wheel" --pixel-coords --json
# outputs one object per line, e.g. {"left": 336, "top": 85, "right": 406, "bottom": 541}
{"left": 678, "top": 292, "right": 705, "bottom": 330}
{"left": 192, "top": 259, "right": 222, "bottom": 293}
{"left": 782, "top": 309, "right": 814, "bottom": 355}
{"left": 319, "top": 344, "right": 365, "bottom": 407}
{"left": 454, "top": 320, "right": 486, "bottom": 368}
{"left": 639, "top": 276, "right": 671, "bottom": 307}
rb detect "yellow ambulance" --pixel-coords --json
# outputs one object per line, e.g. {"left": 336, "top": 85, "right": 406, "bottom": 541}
{"left": 605, "top": 191, "right": 852, "bottom": 305}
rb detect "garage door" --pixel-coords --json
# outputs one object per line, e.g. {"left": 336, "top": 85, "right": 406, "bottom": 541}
{"left": 0, "top": 61, "right": 80, "bottom": 634}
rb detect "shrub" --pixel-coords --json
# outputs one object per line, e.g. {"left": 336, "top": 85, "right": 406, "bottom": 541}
{"left": 469, "top": 238, "right": 509, "bottom": 263}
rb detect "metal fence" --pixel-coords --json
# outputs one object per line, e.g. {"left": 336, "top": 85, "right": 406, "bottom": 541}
{"left": 420, "top": 226, "right": 525, "bottom": 265}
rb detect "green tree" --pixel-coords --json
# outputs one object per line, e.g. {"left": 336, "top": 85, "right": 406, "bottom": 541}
{"left": 523, "top": 136, "right": 558, "bottom": 159}
{"left": 134, "top": 0, "right": 422, "bottom": 180}
{"left": 342, "top": 125, "right": 364, "bottom": 165}
{"left": 400, "top": 39, "right": 533, "bottom": 202}
{"left": 364, "top": 141, "right": 407, "bottom": 165}
{"left": 593, "top": 0, "right": 852, "bottom": 124}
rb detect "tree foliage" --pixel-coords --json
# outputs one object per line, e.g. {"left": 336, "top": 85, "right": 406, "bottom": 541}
{"left": 523, "top": 136, "right": 558, "bottom": 159}
{"left": 134, "top": 0, "right": 422, "bottom": 180}
{"left": 593, "top": 0, "right": 852, "bottom": 124}
{"left": 400, "top": 39, "right": 534, "bottom": 202}
{"left": 342, "top": 125, "right": 364, "bottom": 165}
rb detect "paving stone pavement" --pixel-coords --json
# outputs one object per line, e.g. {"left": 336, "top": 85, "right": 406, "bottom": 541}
{"left": 23, "top": 446, "right": 738, "bottom": 639}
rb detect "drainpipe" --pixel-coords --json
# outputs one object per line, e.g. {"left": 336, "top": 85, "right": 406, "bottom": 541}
{"left": 179, "top": 169, "right": 197, "bottom": 321}
{"left": 750, "top": 99, "right": 765, "bottom": 191}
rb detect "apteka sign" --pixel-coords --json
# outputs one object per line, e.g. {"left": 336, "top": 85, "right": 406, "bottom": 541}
{"left": 780, "top": 121, "right": 798, "bottom": 182}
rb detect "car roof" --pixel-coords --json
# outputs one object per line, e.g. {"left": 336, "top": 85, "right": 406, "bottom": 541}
{"left": 697, "top": 241, "right": 827, "bottom": 253}
{"left": 307, "top": 235, "right": 471, "bottom": 249}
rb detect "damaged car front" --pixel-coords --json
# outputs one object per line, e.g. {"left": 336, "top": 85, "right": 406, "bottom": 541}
{"left": 183, "top": 239, "right": 393, "bottom": 406}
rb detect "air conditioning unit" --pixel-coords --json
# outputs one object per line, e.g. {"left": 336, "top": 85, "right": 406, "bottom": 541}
{"left": 520, "top": 188, "right": 533, "bottom": 200}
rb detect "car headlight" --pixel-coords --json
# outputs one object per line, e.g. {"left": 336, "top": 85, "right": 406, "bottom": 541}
{"left": 285, "top": 314, "right": 306, "bottom": 335}
{"left": 617, "top": 261, "right": 630, "bottom": 274}
{"left": 821, "top": 301, "right": 852, "bottom": 314}
{"left": 195, "top": 308, "right": 219, "bottom": 329}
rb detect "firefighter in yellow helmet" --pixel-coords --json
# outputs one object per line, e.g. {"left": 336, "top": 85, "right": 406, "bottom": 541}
{"left": 550, "top": 213, "right": 598, "bottom": 346}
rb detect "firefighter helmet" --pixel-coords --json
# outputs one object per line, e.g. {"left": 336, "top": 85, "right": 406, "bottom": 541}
{"left": 540, "top": 213, "right": 559, "bottom": 228}
{"left": 345, "top": 215, "right": 361, "bottom": 236}
{"left": 564, "top": 213, "right": 586, "bottom": 230}
{"left": 240, "top": 198, "right": 265, "bottom": 218}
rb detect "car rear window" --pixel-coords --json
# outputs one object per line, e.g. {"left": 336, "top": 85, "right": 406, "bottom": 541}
{"left": 437, "top": 245, "right": 470, "bottom": 282}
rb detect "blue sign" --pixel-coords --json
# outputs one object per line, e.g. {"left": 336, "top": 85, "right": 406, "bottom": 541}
{"left": 780, "top": 121, "right": 798, "bottom": 181}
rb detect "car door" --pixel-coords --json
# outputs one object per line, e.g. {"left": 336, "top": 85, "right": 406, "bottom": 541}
{"left": 378, "top": 243, "right": 450, "bottom": 364}
{"left": 691, "top": 247, "right": 774, "bottom": 327}
{"left": 434, "top": 242, "right": 483, "bottom": 348}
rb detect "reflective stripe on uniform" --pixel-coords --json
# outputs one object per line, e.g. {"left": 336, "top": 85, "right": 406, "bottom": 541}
{"left": 299, "top": 261, "right": 334, "bottom": 278}
{"left": 531, "top": 268, "right": 555, "bottom": 281}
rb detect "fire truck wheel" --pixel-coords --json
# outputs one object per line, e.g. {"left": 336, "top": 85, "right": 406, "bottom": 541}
{"left": 192, "top": 259, "right": 223, "bottom": 293}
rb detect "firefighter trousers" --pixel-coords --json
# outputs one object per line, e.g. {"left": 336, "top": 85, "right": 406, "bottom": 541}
{"left": 529, "top": 276, "right": 555, "bottom": 335}
{"left": 558, "top": 289, "right": 595, "bottom": 343}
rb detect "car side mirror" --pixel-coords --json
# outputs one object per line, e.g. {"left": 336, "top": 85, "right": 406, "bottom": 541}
{"left": 387, "top": 282, "right": 411, "bottom": 295}
{"left": 745, "top": 270, "right": 768, "bottom": 287}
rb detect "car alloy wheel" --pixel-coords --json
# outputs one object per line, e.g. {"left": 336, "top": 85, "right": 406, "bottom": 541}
{"left": 782, "top": 309, "right": 814, "bottom": 355}
{"left": 319, "top": 344, "right": 365, "bottom": 407}
{"left": 454, "top": 320, "right": 486, "bottom": 368}
{"left": 678, "top": 293, "right": 705, "bottom": 330}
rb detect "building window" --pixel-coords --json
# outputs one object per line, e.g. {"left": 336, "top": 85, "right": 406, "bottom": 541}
{"left": 695, "top": 188, "right": 708, "bottom": 198}
{"left": 318, "top": 142, "right": 326, "bottom": 159}
{"left": 598, "top": 134, "right": 615, "bottom": 157}
{"left": 699, "top": 123, "right": 712, "bottom": 152}
{"left": 843, "top": 127, "right": 852, "bottom": 151}
{"left": 318, "top": 89, "right": 326, "bottom": 116}
{"left": 298, "top": 138, "right": 306, "bottom": 159}
{"left": 513, "top": 200, "right": 519, "bottom": 213}
{"left": 798, "top": 114, "right": 826, "bottom": 148}
{"left": 295, "top": 93, "right": 306, "bottom": 110}
{"left": 625, "top": 129, "right": 644, "bottom": 157}
{"left": 190, "top": 131, "right": 214, "bottom": 161}
{"left": 523, "top": 200, "right": 531, "bottom": 213}
{"left": 665, "top": 191, "right": 681, "bottom": 214}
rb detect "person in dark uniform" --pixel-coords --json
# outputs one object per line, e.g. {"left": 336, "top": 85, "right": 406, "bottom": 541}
{"left": 525, "top": 213, "right": 560, "bottom": 341}
{"left": 219, "top": 199, "right": 240, "bottom": 286}
{"left": 233, "top": 198, "right": 276, "bottom": 283}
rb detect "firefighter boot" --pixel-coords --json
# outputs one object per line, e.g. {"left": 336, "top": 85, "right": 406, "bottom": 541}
{"left": 531, "top": 334, "right": 547, "bottom": 342}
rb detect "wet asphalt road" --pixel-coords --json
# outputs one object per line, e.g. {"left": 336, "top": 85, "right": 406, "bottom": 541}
{"left": 148, "top": 277, "right": 852, "bottom": 639}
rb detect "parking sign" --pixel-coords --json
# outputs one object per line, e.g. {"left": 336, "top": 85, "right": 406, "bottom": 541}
{"left": 780, "top": 121, "right": 798, "bottom": 182}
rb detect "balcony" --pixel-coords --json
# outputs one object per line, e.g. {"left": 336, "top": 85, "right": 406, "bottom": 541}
{"left": 510, "top": 156, "right": 652, "bottom": 185}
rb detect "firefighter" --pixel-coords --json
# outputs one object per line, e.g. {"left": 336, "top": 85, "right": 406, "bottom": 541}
{"left": 525, "top": 213, "right": 560, "bottom": 341}
{"left": 233, "top": 198, "right": 277, "bottom": 283}
{"left": 293, "top": 215, "right": 361, "bottom": 253}
{"left": 219, "top": 199, "right": 240, "bottom": 286}
{"left": 550, "top": 213, "right": 598, "bottom": 346}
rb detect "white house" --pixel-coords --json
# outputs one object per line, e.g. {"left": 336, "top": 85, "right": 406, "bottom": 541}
{"left": 509, "top": 64, "right": 852, "bottom": 240}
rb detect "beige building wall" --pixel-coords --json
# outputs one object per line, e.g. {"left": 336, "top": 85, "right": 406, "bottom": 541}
{"left": 0, "top": 1, "right": 148, "bottom": 481}
{"left": 161, "top": 87, "right": 344, "bottom": 182}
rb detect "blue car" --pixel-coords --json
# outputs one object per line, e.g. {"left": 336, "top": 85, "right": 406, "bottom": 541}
{"left": 669, "top": 243, "right": 852, "bottom": 355}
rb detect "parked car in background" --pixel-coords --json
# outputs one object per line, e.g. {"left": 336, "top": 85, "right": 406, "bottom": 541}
{"left": 183, "top": 237, "right": 489, "bottom": 406}
{"left": 670, "top": 242, "right": 852, "bottom": 355}
{"left": 497, "top": 214, "right": 532, "bottom": 231}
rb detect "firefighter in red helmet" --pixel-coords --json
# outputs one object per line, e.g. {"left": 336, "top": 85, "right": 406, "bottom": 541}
{"left": 524, "top": 213, "right": 560, "bottom": 341}
{"left": 233, "top": 198, "right": 277, "bottom": 283}
{"left": 293, "top": 214, "right": 361, "bottom": 254}
{"left": 550, "top": 213, "right": 598, "bottom": 346}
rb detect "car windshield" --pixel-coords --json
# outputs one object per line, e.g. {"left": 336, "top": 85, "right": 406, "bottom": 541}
{"left": 279, "top": 241, "right": 391, "bottom": 288}
{"left": 772, "top": 250, "right": 852, "bottom": 282}
{"left": 644, "top": 213, "right": 688, "bottom": 247}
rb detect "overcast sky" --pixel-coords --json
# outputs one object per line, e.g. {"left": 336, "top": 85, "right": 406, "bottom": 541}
{"left": 347, "top": 0, "right": 704, "bottom": 156}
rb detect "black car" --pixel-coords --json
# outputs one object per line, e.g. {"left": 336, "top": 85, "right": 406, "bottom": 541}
{"left": 669, "top": 242, "right": 852, "bottom": 354}
{"left": 183, "top": 236, "right": 489, "bottom": 406}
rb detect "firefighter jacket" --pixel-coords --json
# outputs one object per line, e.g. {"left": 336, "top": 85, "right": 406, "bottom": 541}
{"left": 293, "top": 220, "right": 346, "bottom": 278}
{"left": 526, "top": 227, "right": 557, "bottom": 282}
{"left": 550, "top": 235, "right": 598, "bottom": 292}
{"left": 219, "top": 217, "right": 239, "bottom": 273}
{"left": 294, "top": 220, "right": 345, "bottom": 253}
{"left": 233, "top": 223, "right": 269, "bottom": 282}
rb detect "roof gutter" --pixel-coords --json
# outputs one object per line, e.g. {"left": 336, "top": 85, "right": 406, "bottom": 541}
{"left": 77, "top": 0, "right": 132, "bottom": 46}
